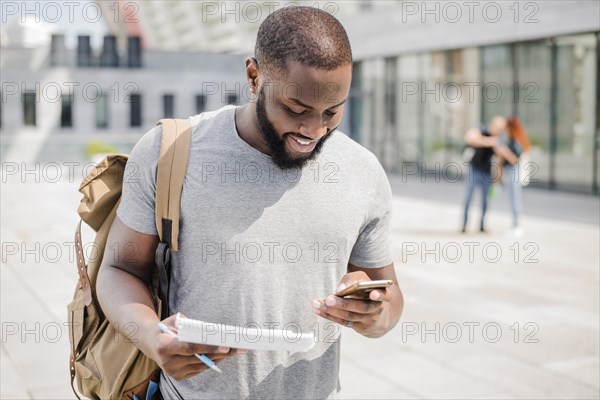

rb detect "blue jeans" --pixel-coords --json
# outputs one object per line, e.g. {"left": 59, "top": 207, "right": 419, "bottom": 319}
{"left": 503, "top": 163, "right": 522, "bottom": 227}
{"left": 463, "top": 166, "right": 493, "bottom": 230}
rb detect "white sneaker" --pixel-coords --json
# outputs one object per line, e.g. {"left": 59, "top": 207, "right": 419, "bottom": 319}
{"left": 507, "top": 227, "right": 523, "bottom": 238}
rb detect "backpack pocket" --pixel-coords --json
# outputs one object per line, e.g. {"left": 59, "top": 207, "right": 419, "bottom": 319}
{"left": 68, "top": 293, "right": 101, "bottom": 357}
{"left": 68, "top": 297, "right": 103, "bottom": 398}
{"left": 67, "top": 299, "right": 84, "bottom": 357}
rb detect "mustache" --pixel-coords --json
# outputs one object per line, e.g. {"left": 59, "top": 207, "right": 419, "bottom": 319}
{"left": 283, "top": 126, "right": 339, "bottom": 141}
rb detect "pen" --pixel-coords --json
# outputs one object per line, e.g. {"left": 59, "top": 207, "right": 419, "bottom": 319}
{"left": 157, "top": 322, "right": 223, "bottom": 373}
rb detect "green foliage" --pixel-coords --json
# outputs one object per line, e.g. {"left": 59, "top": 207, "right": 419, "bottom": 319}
{"left": 84, "top": 141, "right": 119, "bottom": 159}
{"left": 528, "top": 135, "right": 543, "bottom": 147}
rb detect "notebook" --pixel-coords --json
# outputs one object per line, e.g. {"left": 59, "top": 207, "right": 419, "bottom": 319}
{"left": 175, "top": 315, "right": 316, "bottom": 353}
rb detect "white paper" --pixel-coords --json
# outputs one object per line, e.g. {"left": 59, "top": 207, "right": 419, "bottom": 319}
{"left": 175, "top": 315, "right": 315, "bottom": 353}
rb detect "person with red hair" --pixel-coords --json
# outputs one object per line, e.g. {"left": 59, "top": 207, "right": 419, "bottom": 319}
{"left": 498, "top": 116, "right": 531, "bottom": 237}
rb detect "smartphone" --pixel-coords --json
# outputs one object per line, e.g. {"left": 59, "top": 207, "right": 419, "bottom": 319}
{"left": 335, "top": 280, "right": 395, "bottom": 299}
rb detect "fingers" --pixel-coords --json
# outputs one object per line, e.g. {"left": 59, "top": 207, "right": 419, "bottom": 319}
{"left": 155, "top": 328, "right": 231, "bottom": 356}
{"left": 369, "top": 287, "right": 392, "bottom": 302}
{"left": 314, "top": 271, "right": 390, "bottom": 326}
{"left": 170, "top": 339, "right": 250, "bottom": 357}
{"left": 313, "top": 299, "right": 384, "bottom": 332}
{"left": 174, "top": 351, "right": 243, "bottom": 380}
{"left": 175, "top": 341, "right": 231, "bottom": 356}
{"left": 160, "top": 312, "right": 189, "bottom": 334}
{"left": 162, "top": 354, "right": 204, "bottom": 380}
{"left": 312, "top": 305, "right": 357, "bottom": 330}
{"left": 314, "top": 297, "right": 383, "bottom": 321}
{"left": 155, "top": 313, "right": 250, "bottom": 380}
{"left": 163, "top": 348, "right": 248, "bottom": 380}
{"left": 327, "top": 295, "right": 382, "bottom": 314}
{"left": 335, "top": 271, "right": 370, "bottom": 294}
{"left": 317, "top": 291, "right": 388, "bottom": 318}
{"left": 313, "top": 282, "right": 387, "bottom": 331}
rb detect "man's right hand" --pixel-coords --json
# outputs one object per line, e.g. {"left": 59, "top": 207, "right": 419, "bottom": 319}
{"left": 97, "top": 218, "right": 249, "bottom": 381}
{"left": 148, "top": 314, "right": 248, "bottom": 381}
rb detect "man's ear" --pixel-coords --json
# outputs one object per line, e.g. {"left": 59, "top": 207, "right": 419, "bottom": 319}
{"left": 245, "top": 57, "right": 260, "bottom": 93}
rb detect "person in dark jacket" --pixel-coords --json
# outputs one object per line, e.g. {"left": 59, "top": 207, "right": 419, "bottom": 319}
{"left": 461, "top": 116, "right": 516, "bottom": 233}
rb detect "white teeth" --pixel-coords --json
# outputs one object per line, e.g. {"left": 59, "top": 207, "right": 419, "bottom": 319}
{"left": 293, "top": 136, "right": 312, "bottom": 145}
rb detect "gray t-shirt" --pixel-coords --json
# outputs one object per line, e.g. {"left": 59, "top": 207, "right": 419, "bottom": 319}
{"left": 117, "top": 105, "right": 394, "bottom": 399}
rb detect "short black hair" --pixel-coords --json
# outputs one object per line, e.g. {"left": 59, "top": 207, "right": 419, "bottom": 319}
{"left": 255, "top": 6, "right": 353, "bottom": 76}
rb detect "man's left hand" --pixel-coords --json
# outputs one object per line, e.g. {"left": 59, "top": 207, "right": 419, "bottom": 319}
{"left": 312, "top": 271, "right": 395, "bottom": 338}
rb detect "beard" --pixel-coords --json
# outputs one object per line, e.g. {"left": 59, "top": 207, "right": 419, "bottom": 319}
{"left": 255, "top": 87, "right": 336, "bottom": 170}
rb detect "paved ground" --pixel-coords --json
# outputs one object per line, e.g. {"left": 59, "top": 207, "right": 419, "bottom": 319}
{"left": 1, "top": 171, "right": 599, "bottom": 399}
{"left": 388, "top": 174, "right": 599, "bottom": 226}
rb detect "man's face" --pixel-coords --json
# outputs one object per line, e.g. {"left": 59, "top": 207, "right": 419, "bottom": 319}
{"left": 255, "top": 60, "right": 352, "bottom": 169}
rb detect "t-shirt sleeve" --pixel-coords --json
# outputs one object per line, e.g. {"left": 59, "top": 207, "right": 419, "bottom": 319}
{"left": 116, "top": 125, "right": 161, "bottom": 235}
{"left": 349, "top": 162, "right": 395, "bottom": 268}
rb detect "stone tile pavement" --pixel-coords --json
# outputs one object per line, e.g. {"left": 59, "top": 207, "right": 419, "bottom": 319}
{"left": 1, "top": 173, "right": 598, "bottom": 399}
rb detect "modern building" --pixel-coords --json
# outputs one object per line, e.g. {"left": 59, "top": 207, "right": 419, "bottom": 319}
{"left": 96, "top": 0, "right": 394, "bottom": 53}
{"left": 339, "top": 1, "right": 600, "bottom": 193}
{"left": 89, "top": 0, "right": 600, "bottom": 193}
{"left": 0, "top": 27, "right": 247, "bottom": 163}
{"left": 2, "top": 1, "right": 599, "bottom": 193}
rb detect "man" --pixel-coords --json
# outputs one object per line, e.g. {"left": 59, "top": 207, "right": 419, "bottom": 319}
{"left": 462, "top": 116, "right": 517, "bottom": 233}
{"left": 97, "top": 6, "right": 403, "bottom": 399}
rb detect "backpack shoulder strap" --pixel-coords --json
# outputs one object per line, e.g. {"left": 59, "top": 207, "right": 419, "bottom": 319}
{"left": 155, "top": 118, "right": 192, "bottom": 252}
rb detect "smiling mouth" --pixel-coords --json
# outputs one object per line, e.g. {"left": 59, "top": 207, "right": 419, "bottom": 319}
{"left": 290, "top": 135, "right": 314, "bottom": 146}
{"left": 287, "top": 134, "right": 318, "bottom": 154}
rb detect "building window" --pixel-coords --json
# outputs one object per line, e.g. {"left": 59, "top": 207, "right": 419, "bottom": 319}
{"left": 226, "top": 93, "right": 238, "bottom": 105}
{"left": 96, "top": 93, "right": 109, "bottom": 129}
{"left": 23, "top": 91, "right": 36, "bottom": 127}
{"left": 384, "top": 57, "right": 397, "bottom": 126}
{"left": 127, "top": 36, "right": 142, "bottom": 68}
{"left": 100, "top": 35, "right": 119, "bottom": 67}
{"left": 61, "top": 93, "right": 73, "bottom": 128}
{"left": 163, "top": 94, "right": 175, "bottom": 118}
{"left": 50, "top": 34, "right": 66, "bottom": 67}
{"left": 77, "top": 35, "right": 93, "bottom": 67}
{"left": 129, "top": 93, "right": 142, "bottom": 127}
{"left": 196, "top": 94, "right": 207, "bottom": 114}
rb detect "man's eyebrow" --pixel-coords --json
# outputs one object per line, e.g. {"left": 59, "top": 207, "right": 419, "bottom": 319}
{"left": 288, "top": 97, "right": 347, "bottom": 109}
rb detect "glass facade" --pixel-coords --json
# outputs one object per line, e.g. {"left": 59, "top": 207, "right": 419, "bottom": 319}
{"left": 514, "top": 40, "right": 553, "bottom": 183}
{"left": 360, "top": 49, "right": 481, "bottom": 172}
{"left": 481, "top": 45, "right": 513, "bottom": 122}
{"left": 554, "top": 34, "right": 597, "bottom": 190}
{"left": 349, "top": 32, "right": 600, "bottom": 193}
{"left": 397, "top": 54, "right": 421, "bottom": 163}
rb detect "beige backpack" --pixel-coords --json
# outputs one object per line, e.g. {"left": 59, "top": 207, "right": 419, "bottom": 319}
{"left": 67, "top": 119, "right": 192, "bottom": 399}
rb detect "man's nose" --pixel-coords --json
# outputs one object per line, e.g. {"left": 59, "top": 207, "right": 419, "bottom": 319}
{"left": 298, "top": 115, "right": 328, "bottom": 140}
